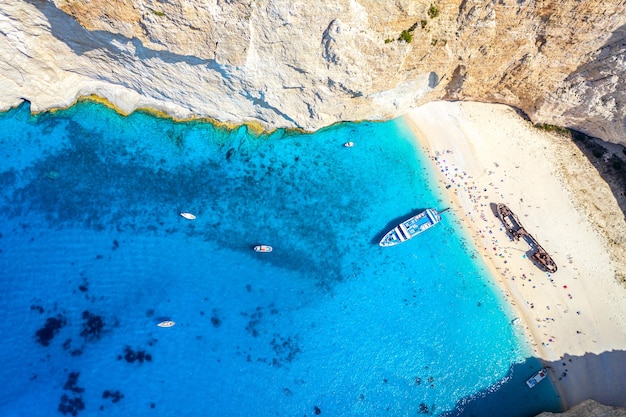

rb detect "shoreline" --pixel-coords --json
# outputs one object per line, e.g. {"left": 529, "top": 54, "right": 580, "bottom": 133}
{"left": 16, "top": 96, "right": 278, "bottom": 136}
{"left": 403, "top": 101, "right": 626, "bottom": 410}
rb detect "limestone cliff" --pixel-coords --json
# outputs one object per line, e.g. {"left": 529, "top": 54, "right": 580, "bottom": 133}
{"left": 0, "top": 0, "right": 625, "bottom": 144}
{"left": 536, "top": 400, "right": 626, "bottom": 417}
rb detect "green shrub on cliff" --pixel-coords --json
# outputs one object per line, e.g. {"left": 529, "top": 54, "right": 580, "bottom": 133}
{"left": 428, "top": 5, "right": 439, "bottom": 19}
{"left": 535, "top": 123, "right": 570, "bottom": 135}
{"left": 399, "top": 30, "right": 413, "bottom": 43}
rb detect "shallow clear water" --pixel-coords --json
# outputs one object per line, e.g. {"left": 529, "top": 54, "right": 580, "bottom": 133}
{"left": 0, "top": 102, "right": 560, "bottom": 416}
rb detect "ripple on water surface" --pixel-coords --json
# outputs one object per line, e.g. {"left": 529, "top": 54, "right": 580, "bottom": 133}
{"left": 0, "top": 101, "right": 560, "bottom": 416}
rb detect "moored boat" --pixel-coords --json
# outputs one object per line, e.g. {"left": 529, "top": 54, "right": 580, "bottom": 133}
{"left": 157, "top": 321, "right": 175, "bottom": 328}
{"left": 180, "top": 212, "right": 196, "bottom": 220}
{"left": 254, "top": 245, "right": 273, "bottom": 253}
{"left": 379, "top": 208, "right": 447, "bottom": 247}
{"left": 344, "top": 142, "right": 354, "bottom": 148}
{"left": 526, "top": 368, "right": 548, "bottom": 388}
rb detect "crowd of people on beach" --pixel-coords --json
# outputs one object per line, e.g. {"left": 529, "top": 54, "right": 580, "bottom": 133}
{"left": 407, "top": 102, "right": 625, "bottom": 408}
{"left": 428, "top": 149, "right": 588, "bottom": 386}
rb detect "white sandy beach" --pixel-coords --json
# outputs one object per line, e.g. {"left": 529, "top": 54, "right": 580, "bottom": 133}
{"left": 404, "top": 102, "right": 626, "bottom": 410}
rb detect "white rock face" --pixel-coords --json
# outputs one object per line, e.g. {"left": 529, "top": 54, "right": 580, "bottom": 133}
{"left": 0, "top": 0, "right": 625, "bottom": 144}
{"left": 535, "top": 399, "right": 626, "bottom": 417}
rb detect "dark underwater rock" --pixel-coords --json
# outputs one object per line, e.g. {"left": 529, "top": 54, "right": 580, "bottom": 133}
{"left": 63, "top": 372, "right": 84, "bottom": 393}
{"left": 35, "top": 315, "right": 67, "bottom": 346}
{"left": 30, "top": 305, "right": 44, "bottom": 314}
{"left": 58, "top": 394, "right": 85, "bottom": 416}
{"left": 80, "top": 311, "right": 104, "bottom": 342}
{"left": 120, "top": 346, "right": 152, "bottom": 364}
{"left": 59, "top": 372, "right": 85, "bottom": 416}
{"left": 210, "top": 308, "right": 223, "bottom": 327}
{"left": 102, "top": 390, "right": 124, "bottom": 403}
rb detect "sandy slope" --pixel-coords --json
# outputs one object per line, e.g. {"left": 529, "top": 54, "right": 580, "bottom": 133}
{"left": 404, "top": 101, "right": 626, "bottom": 409}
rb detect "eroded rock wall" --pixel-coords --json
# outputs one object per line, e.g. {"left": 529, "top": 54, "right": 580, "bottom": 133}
{"left": 0, "top": 0, "right": 625, "bottom": 143}
{"left": 536, "top": 399, "right": 626, "bottom": 417}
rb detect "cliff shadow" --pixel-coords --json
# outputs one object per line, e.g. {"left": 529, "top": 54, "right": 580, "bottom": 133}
{"left": 568, "top": 129, "right": 626, "bottom": 221}
{"left": 24, "top": 0, "right": 218, "bottom": 68}
{"left": 437, "top": 350, "right": 626, "bottom": 417}
{"left": 542, "top": 350, "right": 626, "bottom": 409}
{"left": 560, "top": 22, "right": 626, "bottom": 222}
{"left": 438, "top": 357, "right": 561, "bottom": 417}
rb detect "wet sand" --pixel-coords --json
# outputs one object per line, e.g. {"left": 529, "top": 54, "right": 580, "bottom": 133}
{"left": 404, "top": 101, "right": 626, "bottom": 410}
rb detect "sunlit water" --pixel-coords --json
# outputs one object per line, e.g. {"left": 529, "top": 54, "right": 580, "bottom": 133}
{"left": 0, "top": 102, "right": 560, "bottom": 416}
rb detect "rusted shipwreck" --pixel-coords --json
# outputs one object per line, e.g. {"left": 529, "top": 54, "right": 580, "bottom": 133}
{"left": 496, "top": 203, "right": 557, "bottom": 273}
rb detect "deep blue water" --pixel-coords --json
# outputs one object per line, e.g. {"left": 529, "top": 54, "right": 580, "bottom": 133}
{"left": 0, "top": 101, "right": 561, "bottom": 416}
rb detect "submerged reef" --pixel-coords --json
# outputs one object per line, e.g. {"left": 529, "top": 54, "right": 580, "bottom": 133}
{"left": 58, "top": 372, "right": 85, "bottom": 416}
{"left": 35, "top": 314, "right": 67, "bottom": 346}
{"left": 119, "top": 345, "right": 152, "bottom": 364}
{"left": 80, "top": 310, "right": 105, "bottom": 342}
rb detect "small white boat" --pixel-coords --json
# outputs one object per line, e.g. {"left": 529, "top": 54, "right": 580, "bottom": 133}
{"left": 180, "top": 212, "right": 196, "bottom": 220}
{"left": 157, "top": 321, "right": 175, "bottom": 328}
{"left": 526, "top": 368, "right": 547, "bottom": 388}
{"left": 344, "top": 142, "right": 354, "bottom": 148}
{"left": 254, "top": 245, "right": 273, "bottom": 253}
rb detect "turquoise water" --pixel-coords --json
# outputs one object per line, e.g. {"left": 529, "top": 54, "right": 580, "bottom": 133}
{"left": 0, "top": 102, "right": 561, "bottom": 416}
